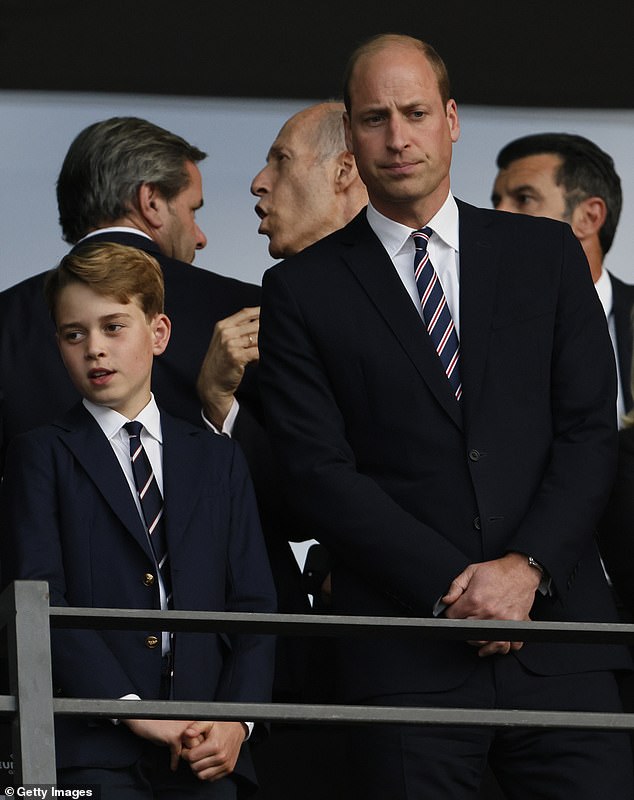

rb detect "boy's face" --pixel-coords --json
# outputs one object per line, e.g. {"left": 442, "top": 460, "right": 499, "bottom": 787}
{"left": 55, "top": 282, "right": 171, "bottom": 420}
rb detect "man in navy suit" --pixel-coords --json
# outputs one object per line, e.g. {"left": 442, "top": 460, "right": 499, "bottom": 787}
{"left": 258, "top": 34, "right": 633, "bottom": 798}
{"left": 1, "top": 242, "right": 276, "bottom": 798}
{"left": 492, "top": 132, "right": 634, "bottom": 424}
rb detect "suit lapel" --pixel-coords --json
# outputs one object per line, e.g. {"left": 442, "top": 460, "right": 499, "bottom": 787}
{"left": 340, "top": 212, "right": 462, "bottom": 429}
{"left": 55, "top": 404, "right": 154, "bottom": 559}
{"left": 455, "top": 201, "right": 500, "bottom": 424}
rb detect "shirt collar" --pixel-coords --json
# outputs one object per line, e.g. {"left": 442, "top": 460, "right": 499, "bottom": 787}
{"left": 83, "top": 394, "right": 163, "bottom": 443}
{"left": 366, "top": 192, "right": 459, "bottom": 258}
{"left": 77, "top": 227, "right": 154, "bottom": 246}
{"left": 594, "top": 268, "right": 612, "bottom": 318}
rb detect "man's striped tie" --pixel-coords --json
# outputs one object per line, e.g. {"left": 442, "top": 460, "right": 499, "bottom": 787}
{"left": 412, "top": 227, "right": 462, "bottom": 401}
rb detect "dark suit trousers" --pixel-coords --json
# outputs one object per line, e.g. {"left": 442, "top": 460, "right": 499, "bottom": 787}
{"left": 58, "top": 745, "right": 239, "bottom": 800}
{"left": 347, "top": 656, "right": 633, "bottom": 800}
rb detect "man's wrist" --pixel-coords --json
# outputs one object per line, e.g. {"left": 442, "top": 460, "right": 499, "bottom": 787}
{"left": 200, "top": 394, "right": 235, "bottom": 429}
{"left": 527, "top": 555, "right": 544, "bottom": 575}
{"left": 523, "top": 554, "right": 551, "bottom": 596}
{"left": 201, "top": 397, "right": 240, "bottom": 436}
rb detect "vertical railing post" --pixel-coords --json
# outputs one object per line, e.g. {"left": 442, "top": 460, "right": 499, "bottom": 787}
{"left": 6, "top": 581, "right": 56, "bottom": 784}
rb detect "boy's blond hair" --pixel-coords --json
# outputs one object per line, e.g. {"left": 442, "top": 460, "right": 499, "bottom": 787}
{"left": 45, "top": 242, "right": 164, "bottom": 323}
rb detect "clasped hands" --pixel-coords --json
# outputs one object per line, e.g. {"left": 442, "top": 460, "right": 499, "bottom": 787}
{"left": 123, "top": 718, "right": 246, "bottom": 781}
{"left": 440, "top": 552, "right": 542, "bottom": 657}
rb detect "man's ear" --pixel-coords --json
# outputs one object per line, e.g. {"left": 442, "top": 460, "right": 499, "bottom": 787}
{"left": 334, "top": 151, "right": 358, "bottom": 193}
{"left": 137, "top": 183, "right": 165, "bottom": 231}
{"left": 445, "top": 99, "right": 460, "bottom": 143}
{"left": 570, "top": 196, "right": 606, "bottom": 241}
{"left": 151, "top": 313, "right": 171, "bottom": 355}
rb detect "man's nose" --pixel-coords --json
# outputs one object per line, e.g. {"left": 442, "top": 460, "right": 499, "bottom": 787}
{"left": 195, "top": 225, "right": 207, "bottom": 250}
{"left": 251, "top": 165, "right": 270, "bottom": 196}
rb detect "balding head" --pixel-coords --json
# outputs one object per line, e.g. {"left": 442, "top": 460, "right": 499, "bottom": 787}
{"left": 251, "top": 102, "right": 367, "bottom": 258}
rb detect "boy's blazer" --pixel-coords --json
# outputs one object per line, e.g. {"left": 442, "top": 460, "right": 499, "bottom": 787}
{"left": 259, "top": 200, "right": 629, "bottom": 701}
{"left": 0, "top": 403, "right": 276, "bottom": 784}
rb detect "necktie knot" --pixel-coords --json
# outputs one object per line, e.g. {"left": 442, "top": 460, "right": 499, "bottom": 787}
{"left": 412, "top": 227, "right": 433, "bottom": 254}
{"left": 124, "top": 420, "right": 143, "bottom": 439}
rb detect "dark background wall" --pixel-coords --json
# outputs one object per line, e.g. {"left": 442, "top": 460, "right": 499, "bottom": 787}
{"left": 2, "top": 0, "right": 633, "bottom": 108}
{"left": 2, "top": 2, "right": 633, "bottom": 292}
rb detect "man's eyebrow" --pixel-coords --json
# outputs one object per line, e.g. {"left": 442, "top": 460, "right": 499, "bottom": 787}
{"left": 508, "top": 183, "right": 537, "bottom": 194}
{"left": 267, "top": 144, "right": 286, "bottom": 160}
{"left": 357, "top": 103, "right": 387, "bottom": 114}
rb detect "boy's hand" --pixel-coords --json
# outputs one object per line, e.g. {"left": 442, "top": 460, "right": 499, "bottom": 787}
{"left": 122, "top": 718, "right": 193, "bottom": 771}
{"left": 180, "top": 720, "right": 247, "bottom": 781}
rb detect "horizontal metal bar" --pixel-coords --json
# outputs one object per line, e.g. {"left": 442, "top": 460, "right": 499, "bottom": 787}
{"left": 53, "top": 698, "right": 634, "bottom": 731}
{"left": 49, "top": 607, "right": 634, "bottom": 645}
{"left": 0, "top": 696, "right": 17, "bottom": 714}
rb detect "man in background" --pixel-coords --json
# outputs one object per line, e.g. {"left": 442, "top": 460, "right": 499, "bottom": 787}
{"left": 251, "top": 101, "right": 367, "bottom": 260}
{"left": 492, "top": 132, "right": 634, "bottom": 422}
{"left": 249, "top": 101, "right": 367, "bottom": 800}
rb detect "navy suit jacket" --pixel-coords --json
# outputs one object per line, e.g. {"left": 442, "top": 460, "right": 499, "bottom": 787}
{"left": 259, "top": 201, "right": 630, "bottom": 701}
{"left": 0, "top": 403, "right": 276, "bottom": 782}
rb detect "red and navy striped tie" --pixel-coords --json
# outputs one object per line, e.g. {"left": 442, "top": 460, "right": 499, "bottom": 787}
{"left": 124, "top": 421, "right": 172, "bottom": 605}
{"left": 412, "top": 227, "right": 462, "bottom": 401}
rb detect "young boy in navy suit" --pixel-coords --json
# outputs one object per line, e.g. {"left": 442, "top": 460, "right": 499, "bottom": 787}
{"left": 0, "top": 242, "right": 276, "bottom": 799}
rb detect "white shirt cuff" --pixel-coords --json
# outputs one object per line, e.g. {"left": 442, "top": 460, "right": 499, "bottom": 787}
{"left": 202, "top": 397, "right": 240, "bottom": 437}
{"left": 111, "top": 693, "right": 141, "bottom": 724}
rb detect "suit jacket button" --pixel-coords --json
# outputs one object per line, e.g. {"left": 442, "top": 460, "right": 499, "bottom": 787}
{"left": 143, "top": 573, "right": 155, "bottom": 587}
{"left": 469, "top": 449, "right": 481, "bottom": 461}
{"left": 145, "top": 635, "right": 159, "bottom": 649}
{"left": 473, "top": 516, "right": 481, "bottom": 530}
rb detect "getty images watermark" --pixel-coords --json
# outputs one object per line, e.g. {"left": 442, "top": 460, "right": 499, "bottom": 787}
{"left": 2, "top": 788, "right": 99, "bottom": 798}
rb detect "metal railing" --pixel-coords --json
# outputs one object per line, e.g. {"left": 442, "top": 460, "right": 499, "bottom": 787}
{"left": 2, "top": 580, "right": 634, "bottom": 784}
